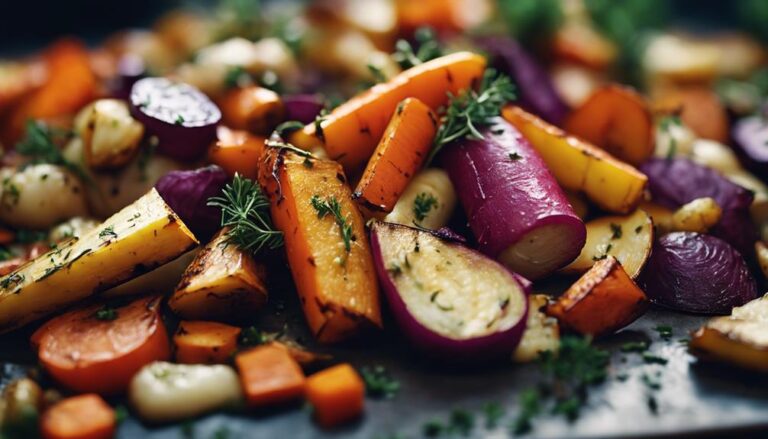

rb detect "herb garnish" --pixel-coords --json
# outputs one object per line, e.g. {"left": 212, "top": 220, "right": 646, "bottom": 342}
{"left": 16, "top": 120, "right": 89, "bottom": 182}
{"left": 360, "top": 365, "right": 400, "bottom": 399}
{"left": 311, "top": 195, "right": 354, "bottom": 254}
{"left": 0, "top": 273, "right": 24, "bottom": 291}
{"left": 239, "top": 326, "right": 271, "bottom": 347}
{"left": 224, "top": 65, "right": 249, "bottom": 89}
{"left": 392, "top": 27, "right": 443, "bottom": 70}
{"left": 508, "top": 152, "right": 522, "bottom": 161}
{"left": 641, "top": 352, "right": 668, "bottom": 365}
{"left": 98, "top": 226, "right": 117, "bottom": 240}
{"left": 94, "top": 306, "right": 118, "bottom": 321}
{"left": 413, "top": 192, "right": 438, "bottom": 223}
{"left": 654, "top": 325, "right": 673, "bottom": 340}
{"left": 609, "top": 223, "right": 622, "bottom": 239}
{"left": 482, "top": 402, "right": 504, "bottom": 429}
{"left": 367, "top": 63, "right": 387, "bottom": 83}
{"left": 659, "top": 114, "right": 682, "bottom": 160}
{"left": 427, "top": 69, "right": 516, "bottom": 163}
{"left": 274, "top": 120, "right": 305, "bottom": 137}
{"left": 620, "top": 341, "right": 649, "bottom": 353}
{"left": 208, "top": 174, "right": 283, "bottom": 255}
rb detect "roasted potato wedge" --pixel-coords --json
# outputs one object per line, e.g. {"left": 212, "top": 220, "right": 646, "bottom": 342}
{"left": 513, "top": 294, "right": 560, "bottom": 363}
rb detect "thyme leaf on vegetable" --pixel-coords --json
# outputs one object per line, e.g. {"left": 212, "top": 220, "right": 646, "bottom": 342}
{"left": 16, "top": 120, "right": 90, "bottom": 183}
{"left": 428, "top": 69, "right": 516, "bottom": 164}
{"left": 360, "top": 365, "right": 400, "bottom": 398}
{"left": 311, "top": 195, "right": 354, "bottom": 254}
{"left": 94, "top": 306, "right": 118, "bottom": 321}
{"left": 207, "top": 174, "right": 283, "bottom": 255}
{"left": 413, "top": 192, "right": 438, "bottom": 223}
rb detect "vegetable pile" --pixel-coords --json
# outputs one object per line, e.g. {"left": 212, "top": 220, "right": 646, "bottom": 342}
{"left": 0, "top": 0, "right": 767, "bottom": 438}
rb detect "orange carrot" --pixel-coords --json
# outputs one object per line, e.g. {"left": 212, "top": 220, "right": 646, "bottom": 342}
{"left": 353, "top": 97, "right": 436, "bottom": 215}
{"left": 174, "top": 320, "right": 241, "bottom": 364}
{"left": 209, "top": 126, "right": 266, "bottom": 180}
{"left": 41, "top": 394, "right": 115, "bottom": 439}
{"left": 306, "top": 363, "right": 365, "bottom": 428}
{"left": 552, "top": 21, "right": 618, "bottom": 70}
{"left": 218, "top": 86, "right": 285, "bottom": 135}
{"left": 235, "top": 343, "right": 306, "bottom": 408}
{"left": 32, "top": 296, "right": 170, "bottom": 395}
{"left": 654, "top": 86, "right": 729, "bottom": 143}
{"left": 395, "top": 0, "right": 460, "bottom": 34}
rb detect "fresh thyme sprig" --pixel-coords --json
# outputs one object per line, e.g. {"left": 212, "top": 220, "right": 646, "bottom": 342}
{"left": 16, "top": 120, "right": 90, "bottom": 182}
{"left": 427, "top": 69, "right": 516, "bottom": 164}
{"left": 207, "top": 174, "right": 283, "bottom": 254}
{"left": 311, "top": 194, "right": 353, "bottom": 254}
{"left": 659, "top": 114, "right": 682, "bottom": 160}
{"left": 413, "top": 192, "right": 438, "bottom": 223}
{"left": 392, "top": 27, "right": 443, "bottom": 70}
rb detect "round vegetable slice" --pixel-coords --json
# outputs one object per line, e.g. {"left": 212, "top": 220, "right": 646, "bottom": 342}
{"left": 130, "top": 77, "right": 221, "bottom": 162}
{"left": 370, "top": 221, "right": 529, "bottom": 359}
{"left": 32, "top": 296, "right": 171, "bottom": 395}
{"left": 732, "top": 115, "right": 768, "bottom": 181}
{"left": 283, "top": 94, "right": 325, "bottom": 125}
{"left": 639, "top": 232, "right": 757, "bottom": 314}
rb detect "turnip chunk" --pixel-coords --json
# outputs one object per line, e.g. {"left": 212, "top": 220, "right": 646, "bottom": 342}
{"left": 370, "top": 222, "right": 529, "bottom": 359}
{"left": 440, "top": 118, "right": 586, "bottom": 279}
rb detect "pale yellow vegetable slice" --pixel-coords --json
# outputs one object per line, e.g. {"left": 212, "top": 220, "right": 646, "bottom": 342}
{"left": 513, "top": 294, "right": 559, "bottom": 363}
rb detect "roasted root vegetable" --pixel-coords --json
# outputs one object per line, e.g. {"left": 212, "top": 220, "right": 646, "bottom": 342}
{"left": 74, "top": 99, "right": 145, "bottom": 170}
{"left": 170, "top": 228, "right": 268, "bottom": 323}
{"left": 0, "top": 188, "right": 197, "bottom": 333}
{"left": 732, "top": 115, "right": 768, "bottom": 179}
{"left": 306, "top": 364, "right": 365, "bottom": 428}
{"left": 547, "top": 256, "right": 648, "bottom": 337}
{"left": 502, "top": 105, "right": 647, "bottom": 214}
{"left": 353, "top": 98, "right": 436, "bottom": 214}
{"left": 41, "top": 394, "right": 115, "bottom": 439}
{"left": 757, "top": 242, "right": 768, "bottom": 279}
{"left": 174, "top": 320, "right": 241, "bottom": 364}
{"left": 513, "top": 295, "right": 560, "bottom": 363}
{"left": 564, "top": 85, "right": 655, "bottom": 166}
{"left": 235, "top": 344, "right": 306, "bottom": 408}
{"left": 129, "top": 361, "right": 242, "bottom": 423}
{"left": 670, "top": 198, "right": 722, "bottom": 234}
{"left": 370, "top": 221, "right": 529, "bottom": 359}
{"left": 562, "top": 209, "right": 653, "bottom": 279}
{"left": 291, "top": 52, "right": 486, "bottom": 172}
{"left": 654, "top": 87, "right": 729, "bottom": 144}
{"left": 441, "top": 118, "right": 586, "bottom": 279}
{"left": 691, "top": 294, "right": 768, "bottom": 372}
{"left": 209, "top": 126, "right": 266, "bottom": 180}
{"left": 383, "top": 168, "right": 456, "bottom": 230}
{"left": 258, "top": 147, "right": 382, "bottom": 343}
{"left": 1, "top": 378, "right": 44, "bottom": 438}
{"left": 218, "top": 86, "right": 285, "bottom": 135}
{"left": 639, "top": 232, "right": 757, "bottom": 314}
{"left": 32, "top": 296, "right": 171, "bottom": 395}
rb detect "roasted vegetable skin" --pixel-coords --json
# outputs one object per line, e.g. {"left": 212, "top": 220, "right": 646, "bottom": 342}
{"left": 258, "top": 147, "right": 382, "bottom": 343}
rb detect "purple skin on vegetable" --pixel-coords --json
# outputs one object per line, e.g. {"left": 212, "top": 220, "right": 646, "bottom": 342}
{"left": 640, "top": 157, "right": 756, "bottom": 255}
{"left": 440, "top": 117, "right": 586, "bottom": 280}
{"left": 130, "top": 77, "right": 221, "bottom": 162}
{"left": 282, "top": 94, "right": 325, "bottom": 125}
{"left": 476, "top": 36, "right": 569, "bottom": 125}
{"left": 370, "top": 221, "right": 529, "bottom": 360}
{"left": 639, "top": 232, "right": 757, "bottom": 314}
{"left": 732, "top": 115, "right": 768, "bottom": 182}
{"left": 155, "top": 165, "right": 229, "bottom": 241}
{"left": 109, "top": 54, "right": 146, "bottom": 100}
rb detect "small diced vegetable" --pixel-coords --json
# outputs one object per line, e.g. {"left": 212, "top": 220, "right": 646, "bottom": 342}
{"left": 283, "top": 94, "right": 325, "bottom": 125}
{"left": 306, "top": 364, "right": 365, "bottom": 428}
{"left": 353, "top": 98, "right": 436, "bottom": 215}
{"left": 218, "top": 86, "right": 285, "bottom": 135}
{"left": 170, "top": 228, "right": 268, "bottom": 323}
{"left": 41, "top": 394, "right": 115, "bottom": 439}
{"left": 74, "top": 99, "right": 145, "bottom": 170}
{"left": 383, "top": 168, "right": 456, "bottom": 230}
{"left": 562, "top": 209, "right": 653, "bottom": 279}
{"left": 639, "top": 232, "right": 757, "bottom": 314}
{"left": 129, "top": 361, "right": 242, "bottom": 423}
{"left": 564, "top": 85, "right": 655, "bottom": 165}
{"left": 209, "top": 126, "right": 266, "bottom": 180}
{"left": 32, "top": 296, "right": 171, "bottom": 395}
{"left": 258, "top": 147, "right": 382, "bottom": 343}
{"left": 1, "top": 378, "right": 43, "bottom": 438}
{"left": 513, "top": 295, "right": 560, "bottom": 363}
{"left": 757, "top": 241, "right": 768, "bottom": 279}
{"left": 502, "top": 105, "right": 647, "bottom": 214}
{"left": 174, "top": 320, "right": 241, "bottom": 364}
{"left": 691, "top": 294, "right": 768, "bottom": 372}
{"left": 235, "top": 344, "right": 306, "bottom": 408}
{"left": 441, "top": 118, "right": 586, "bottom": 279}
{"left": 547, "top": 256, "right": 648, "bottom": 337}
{"left": 370, "top": 222, "right": 529, "bottom": 358}
{"left": 670, "top": 197, "right": 722, "bottom": 234}
{"left": 0, "top": 188, "right": 197, "bottom": 333}
{"left": 291, "top": 52, "right": 486, "bottom": 173}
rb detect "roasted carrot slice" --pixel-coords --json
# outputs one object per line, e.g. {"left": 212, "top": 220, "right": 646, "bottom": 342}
{"left": 291, "top": 52, "right": 485, "bottom": 173}
{"left": 654, "top": 86, "right": 729, "bottom": 143}
{"left": 546, "top": 256, "right": 648, "bottom": 337}
{"left": 218, "top": 86, "right": 285, "bottom": 135}
{"left": 259, "top": 147, "right": 382, "bottom": 343}
{"left": 41, "top": 394, "right": 115, "bottom": 439}
{"left": 174, "top": 320, "right": 241, "bottom": 364}
{"left": 32, "top": 296, "right": 170, "bottom": 395}
{"left": 552, "top": 21, "right": 618, "bottom": 70}
{"left": 564, "top": 84, "right": 655, "bottom": 166}
{"left": 235, "top": 343, "right": 306, "bottom": 408}
{"left": 209, "top": 126, "right": 266, "bottom": 180}
{"left": 353, "top": 98, "right": 436, "bottom": 214}
{"left": 306, "top": 363, "right": 365, "bottom": 428}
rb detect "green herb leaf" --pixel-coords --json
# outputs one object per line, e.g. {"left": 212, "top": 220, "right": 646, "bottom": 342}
{"left": 98, "top": 226, "right": 117, "bottom": 241}
{"left": 16, "top": 120, "right": 90, "bottom": 183}
{"left": 360, "top": 365, "right": 399, "bottom": 399}
{"left": 654, "top": 325, "right": 673, "bottom": 340}
{"left": 620, "top": 341, "right": 649, "bottom": 353}
{"left": 311, "top": 195, "right": 354, "bottom": 254}
{"left": 609, "top": 223, "right": 622, "bottom": 240}
{"left": 413, "top": 192, "right": 438, "bottom": 223}
{"left": 482, "top": 402, "right": 504, "bottom": 429}
{"left": 94, "top": 306, "right": 118, "bottom": 321}
{"left": 512, "top": 388, "right": 541, "bottom": 434}
{"left": 392, "top": 26, "right": 443, "bottom": 70}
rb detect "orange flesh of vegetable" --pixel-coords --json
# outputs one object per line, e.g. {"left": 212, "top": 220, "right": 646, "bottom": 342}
{"left": 654, "top": 86, "right": 729, "bottom": 143}
{"left": 41, "top": 393, "right": 116, "bottom": 439}
{"left": 218, "top": 86, "right": 285, "bottom": 135}
{"left": 209, "top": 126, "right": 266, "bottom": 180}
{"left": 235, "top": 344, "right": 306, "bottom": 408}
{"left": 174, "top": 320, "right": 241, "bottom": 364}
{"left": 306, "top": 363, "right": 365, "bottom": 428}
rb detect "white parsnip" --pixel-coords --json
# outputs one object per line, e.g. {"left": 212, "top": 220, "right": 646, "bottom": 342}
{"left": 513, "top": 295, "right": 560, "bottom": 363}
{"left": 756, "top": 242, "right": 768, "bottom": 280}
{"left": 48, "top": 217, "right": 100, "bottom": 243}
{"left": 384, "top": 168, "right": 456, "bottom": 230}
{"left": 74, "top": 99, "right": 144, "bottom": 170}
{"left": 670, "top": 197, "right": 722, "bottom": 234}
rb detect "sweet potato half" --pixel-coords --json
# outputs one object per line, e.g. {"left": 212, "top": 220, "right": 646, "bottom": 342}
{"left": 258, "top": 146, "right": 382, "bottom": 343}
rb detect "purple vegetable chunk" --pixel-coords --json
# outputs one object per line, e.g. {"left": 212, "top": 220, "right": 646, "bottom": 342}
{"left": 283, "top": 94, "right": 325, "bottom": 124}
{"left": 110, "top": 54, "right": 146, "bottom": 100}
{"left": 732, "top": 115, "right": 768, "bottom": 182}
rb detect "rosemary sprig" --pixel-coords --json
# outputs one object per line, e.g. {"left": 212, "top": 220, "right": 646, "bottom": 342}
{"left": 427, "top": 69, "right": 516, "bottom": 163}
{"left": 311, "top": 195, "right": 353, "bottom": 254}
{"left": 207, "top": 174, "right": 283, "bottom": 254}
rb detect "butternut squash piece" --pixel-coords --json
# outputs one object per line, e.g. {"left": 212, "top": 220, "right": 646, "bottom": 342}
{"left": 291, "top": 52, "right": 486, "bottom": 173}
{"left": 353, "top": 98, "right": 436, "bottom": 214}
{"left": 306, "top": 363, "right": 365, "bottom": 428}
{"left": 209, "top": 126, "right": 266, "bottom": 180}
{"left": 547, "top": 256, "right": 648, "bottom": 337}
{"left": 235, "top": 344, "right": 306, "bottom": 408}
{"left": 174, "top": 320, "right": 241, "bottom": 364}
{"left": 258, "top": 147, "right": 382, "bottom": 343}
{"left": 503, "top": 105, "right": 647, "bottom": 214}
{"left": 218, "top": 86, "right": 285, "bottom": 135}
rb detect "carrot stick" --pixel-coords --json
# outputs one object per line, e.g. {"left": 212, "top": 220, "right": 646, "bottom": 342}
{"left": 41, "top": 394, "right": 115, "bottom": 439}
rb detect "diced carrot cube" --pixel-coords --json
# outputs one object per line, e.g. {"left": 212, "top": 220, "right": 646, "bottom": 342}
{"left": 306, "top": 363, "right": 365, "bottom": 428}
{"left": 235, "top": 344, "right": 306, "bottom": 408}
{"left": 174, "top": 320, "right": 241, "bottom": 364}
{"left": 41, "top": 394, "right": 115, "bottom": 439}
